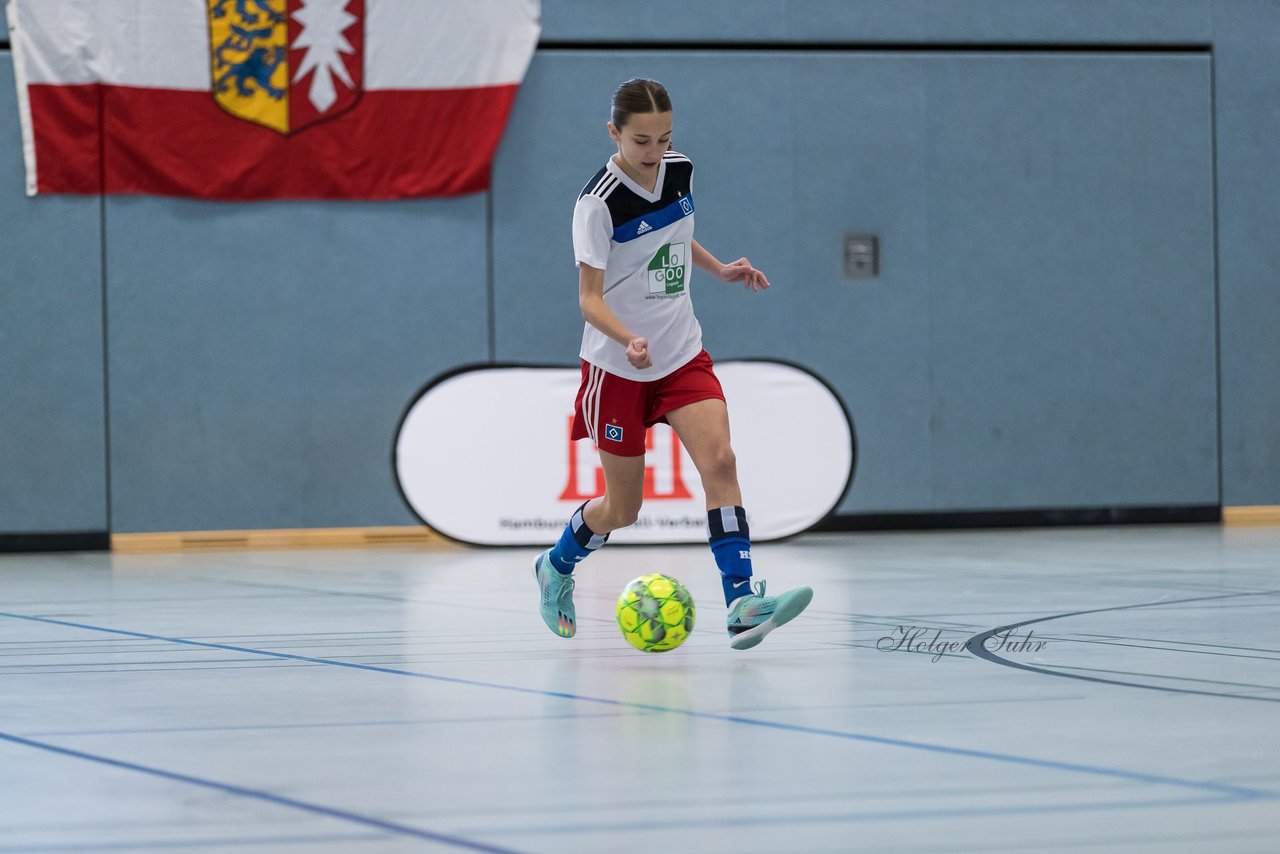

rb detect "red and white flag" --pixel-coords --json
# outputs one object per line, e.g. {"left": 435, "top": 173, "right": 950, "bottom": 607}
{"left": 7, "top": 0, "right": 540, "bottom": 199}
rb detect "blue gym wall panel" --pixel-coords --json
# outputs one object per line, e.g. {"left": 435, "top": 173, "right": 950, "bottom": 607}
{"left": 103, "top": 196, "right": 490, "bottom": 533}
{"left": 540, "top": 1, "right": 924, "bottom": 43}
{"left": 539, "top": 0, "right": 1210, "bottom": 44}
{"left": 493, "top": 50, "right": 1218, "bottom": 515}
{"left": 6, "top": 0, "right": 1280, "bottom": 531}
{"left": 1213, "top": 1, "right": 1280, "bottom": 506}
{"left": 924, "top": 53, "right": 1217, "bottom": 509}
{"left": 923, "top": 1, "right": 1210, "bottom": 43}
{"left": 0, "top": 53, "right": 109, "bottom": 535}
{"left": 492, "top": 52, "right": 935, "bottom": 513}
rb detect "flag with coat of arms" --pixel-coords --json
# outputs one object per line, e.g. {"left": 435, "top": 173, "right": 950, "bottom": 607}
{"left": 6, "top": 0, "right": 540, "bottom": 199}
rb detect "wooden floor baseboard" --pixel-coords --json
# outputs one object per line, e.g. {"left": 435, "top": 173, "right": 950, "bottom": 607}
{"left": 103, "top": 508, "right": 1280, "bottom": 551}
{"left": 111, "top": 526, "right": 451, "bottom": 553}
{"left": 1222, "top": 506, "right": 1280, "bottom": 526}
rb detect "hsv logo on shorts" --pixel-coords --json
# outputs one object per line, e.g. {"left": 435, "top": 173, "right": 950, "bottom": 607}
{"left": 605, "top": 423, "right": 624, "bottom": 442}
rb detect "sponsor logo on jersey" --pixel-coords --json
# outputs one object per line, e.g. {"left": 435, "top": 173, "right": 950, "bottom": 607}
{"left": 648, "top": 242, "right": 687, "bottom": 295}
{"left": 636, "top": 221, "right": 652, "bottom": 235}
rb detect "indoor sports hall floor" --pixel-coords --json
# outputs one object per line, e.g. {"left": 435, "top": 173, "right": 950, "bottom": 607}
{"left": 1, "top": 524, "right": 1278, "bottom": 853}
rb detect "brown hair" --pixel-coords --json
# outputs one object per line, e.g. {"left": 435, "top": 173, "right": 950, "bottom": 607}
{"left": 611, "top": 78, "right": 672, "bottom": 129}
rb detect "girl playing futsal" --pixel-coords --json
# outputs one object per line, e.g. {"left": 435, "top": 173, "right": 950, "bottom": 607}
{"left": 534, "top": 78, "right": 813, "bottom": 650}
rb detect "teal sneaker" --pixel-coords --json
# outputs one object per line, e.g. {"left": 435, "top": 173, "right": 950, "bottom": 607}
{"left": 534, "top": 549, "right": 576, "bottom": 638}
{"left": 726, "top": 581, "right": 813, "bottom": 650}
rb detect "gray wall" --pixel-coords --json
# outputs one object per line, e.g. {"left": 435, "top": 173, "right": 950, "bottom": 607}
{"left": 1212, "top": 2, "right": 1280, "bottom": 506}
{"left": 0, "top": 59, "right": 108, "bottom": 534}
{"left": 2, "top": 0, "right": 1278, "bottom": 536}
{"left": 103, "top": 195, "right": 489, "bottom": 532}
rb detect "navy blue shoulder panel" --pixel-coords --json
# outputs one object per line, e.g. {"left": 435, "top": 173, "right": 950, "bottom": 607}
{"left": 578, "top": 154, "right": 695, "bottom": 232}
{"left": 612, "top": 195, "right": 695, "bottom": 244}
{"left": 577, "top": 165, "right": 611, "bottom": 201}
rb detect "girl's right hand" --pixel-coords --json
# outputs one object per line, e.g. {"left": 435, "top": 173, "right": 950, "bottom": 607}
{"left": 626, "top": 337, "right": 652, "bottom": 370}
{"left": 719, "top": 257, "right": 770, "bottom": 292}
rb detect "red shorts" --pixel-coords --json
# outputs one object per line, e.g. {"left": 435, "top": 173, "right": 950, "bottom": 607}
{"left": 571, "top": 350, "right": 725, "bottom": 457}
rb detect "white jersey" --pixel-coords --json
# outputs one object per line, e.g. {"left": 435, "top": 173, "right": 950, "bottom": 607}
{"left": 571, "top": 150, "right": 702, "bottom": 381}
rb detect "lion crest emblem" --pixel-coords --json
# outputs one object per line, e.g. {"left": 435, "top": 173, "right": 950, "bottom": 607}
{"left": 208, "top": 0, "right": 364, "bottom": 135}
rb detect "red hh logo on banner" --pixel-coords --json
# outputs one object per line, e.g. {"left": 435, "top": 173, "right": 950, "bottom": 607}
{"left": 395, "top": 363, "right": 855, "bottom": 546}
{"left": 560, "top": 418, "right": 694, "bottom": 502}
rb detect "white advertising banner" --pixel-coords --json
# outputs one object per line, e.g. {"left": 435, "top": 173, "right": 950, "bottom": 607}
{"left": 394, "top": 361, "right": 855, "bottom": 545}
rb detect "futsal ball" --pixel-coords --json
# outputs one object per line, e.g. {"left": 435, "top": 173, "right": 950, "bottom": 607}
{"left": 616, "top": 573, "right": 696, "bottom": 652}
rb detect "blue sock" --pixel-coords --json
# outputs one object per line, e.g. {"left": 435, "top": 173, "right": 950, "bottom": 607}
{"left": 547, "top": 502, "right": 608, "bottom": 574}
{"left": 709, "top": 506, "right": 753, "bottom": 606}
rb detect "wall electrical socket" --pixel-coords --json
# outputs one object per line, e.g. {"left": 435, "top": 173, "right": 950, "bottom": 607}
{"left": 844, "top": 234, "right": 879, "bottom": 279}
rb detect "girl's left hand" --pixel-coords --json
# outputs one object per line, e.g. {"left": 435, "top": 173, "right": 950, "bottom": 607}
{"left": 719, "top": 257, "right": 770, "bottom": 292}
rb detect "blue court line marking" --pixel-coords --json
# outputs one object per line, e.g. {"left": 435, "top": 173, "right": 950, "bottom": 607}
{"left": 0, "top": 832, "right": 385, "bottom": 852}
{"left": 0, "top": 658, "right": 288, "bottom": 668}
{"left": 25, "top": 709, "right": 656, "bottom": 738}
{"left": 0, "top": 731, "right": 526, "bottom": 854}
{"left": 1, "top": 610, "right": 1273, "bottom": 803}
{"left": 465, "top": 794, "right": 1242, "bottom": 836}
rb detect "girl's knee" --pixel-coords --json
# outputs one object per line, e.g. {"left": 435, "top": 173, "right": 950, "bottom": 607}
{"left": 612, "top": 501, "right": 642, "bottom": 529}
{"left": 599, "top": 496, "right": 642, "bottom": 530}
{"left": 704, "top": 445, "right": 737, "bottom": 482}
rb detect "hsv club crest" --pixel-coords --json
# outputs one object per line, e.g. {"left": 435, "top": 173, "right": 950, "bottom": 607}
{"left": 207, "top": 0, "right": 364, "bottom": 135}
